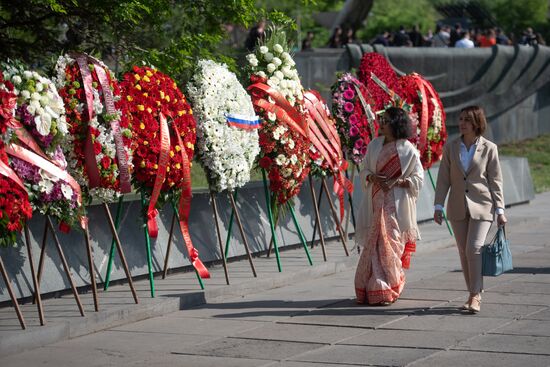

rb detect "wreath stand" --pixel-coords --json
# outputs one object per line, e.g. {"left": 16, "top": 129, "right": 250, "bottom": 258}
{"left": 0, "top": 250, "right": 26, "bottom": 329}
{"left": 308, "top": 175, "right": 350, "bottom": 257}
{"left": 262, "top": 169, "right": 313, "bottom": 272}
{"left": 222, "top": 189, "right": 257, "bottom": 279}
{"left": 198, "top": 189, "right": 258, "bottom": 285}
{"left": 101, "top": 196, "right": 139, "bottom": 304}
{"left": 34, "top": 216, "right": 86, "bottom": 316}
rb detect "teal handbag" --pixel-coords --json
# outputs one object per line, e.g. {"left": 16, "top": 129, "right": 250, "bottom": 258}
{"left": 482, "top": 226, "right": 513, "bottom": 276}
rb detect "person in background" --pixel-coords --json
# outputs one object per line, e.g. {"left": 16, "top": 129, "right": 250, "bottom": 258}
{"left": 535, "top": 32, "right": 546, "bottom": 46}
{"left": 342, "top": 27, "right": 356, "bottom": 45}
{"left": 432, "top": 24, "right": 450, "bottom": 47}
{"left": 434, "top": 106, "right": 507, "bottom": 314}
{"left": 355, "top": 107, "right": 424, "bottom": 306}
{"left": 328, "top": 26, "right": 343, "bottom": 48}
{"left": 245, "top": 19, "right": 266, "bottom": 51}
{"left": 450, "top": 23, "right": 462, "bottom": 47}
{"left": 372, "top": 31, "right": 390, "bottom": 46}
{"left": 302, "top": 31, "right": 314, "bottom": 51}
{"left": 520, "top": 27, "right": 537, "bottom": 46}
{"left": 409, "top": 25, "right": 423, "bottom": 47}
{"left": 495, "top": 28, "right": 510, "bottom": 45}
{"left": 393, "top": 25, "right": 411, "bottom": 47}
{"left": 455, "top": 31, "right": 475, "bottom": 49}
{"left": 479, "top": 28, "right": 497, "bottom": 48}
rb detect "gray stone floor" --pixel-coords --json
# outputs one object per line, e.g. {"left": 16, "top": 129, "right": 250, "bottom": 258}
{"left": 1, "top": 192, "right": 550, "bottom": 366}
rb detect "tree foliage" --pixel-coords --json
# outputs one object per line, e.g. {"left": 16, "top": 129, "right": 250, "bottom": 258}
{"left": 0, "top": 0, "right": 259, "bottom": 81}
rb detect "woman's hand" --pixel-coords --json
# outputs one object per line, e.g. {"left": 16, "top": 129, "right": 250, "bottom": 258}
{"left": 434, "top": 210, "right": 443, "bottom": 225}
{"left": 497, "top": 213, "right": 508, "bottom": 227}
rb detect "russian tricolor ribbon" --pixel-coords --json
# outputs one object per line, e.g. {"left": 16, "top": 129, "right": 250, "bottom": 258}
{"left": 226, "top": 113, "right": 260, "bottom": 130}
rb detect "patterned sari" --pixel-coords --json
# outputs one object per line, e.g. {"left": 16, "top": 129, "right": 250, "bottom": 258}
{"left": 354, "top": 142, "right": 416, "bottom": 305}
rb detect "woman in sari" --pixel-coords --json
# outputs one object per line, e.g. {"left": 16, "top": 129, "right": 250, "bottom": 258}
{"left": 355, "top": 107, "right": 424, "bottom": 305}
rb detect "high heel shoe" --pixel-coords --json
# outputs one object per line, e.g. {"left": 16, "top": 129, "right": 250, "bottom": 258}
{"left": 469, "top": 294, "right": 481, "bottom": 313}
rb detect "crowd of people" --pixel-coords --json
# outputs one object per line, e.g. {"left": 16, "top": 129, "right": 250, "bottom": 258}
{"left": 370, "top": 24, "right": 546, "bottom": 48}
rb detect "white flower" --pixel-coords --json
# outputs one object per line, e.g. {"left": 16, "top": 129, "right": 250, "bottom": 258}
{"left": 259, "top": 46, "right": 269, "bottom": 54}
{"left": 272, "top": 57, "right": 282, "bottom": 67}
{"left": 264, "top": 52, "right": 274, "bottom": 62}
{"left": 273, "top": 44, "right": 284, "bottom": 53}
{"left": 257, "top": 71, "right": 266, "bottom": 78}
{"left": 275, "top": 154, "right": 287, "bottom": 166}
{"left": 246, "top": 54, "right": 258, "bottom": 67}
{"left": 266, "top": 63, "right": 276, "bottom": 73}
{"left": 35, "top": 114, "right": 52, "bottom": 136}
{"left": 36, "top": 83, "right": 44, "bottom": 92}
{"left": 11, "top": 75, "right": 22, "bottom": 85}
{"left": 23, "top": 71, "right": 32, "bottom": 79}
{"left": 268, "top": 112, "right": 277, "bottom": 122}
{"left": 21, "top": 90, "right": 31, "bottom": 99}
{"left": 61, "top": 183, "right": 73, "bottom": 200}
{"left": 290, "top": 154, "right": 298, "bottom": 164}
{"left": 281, "top": 52, "right": 291, "bottom": 61}
{"left": 274, "top": 71, "right": 284, "bottom": 80}
{"left": 31, "top": 92, "right": 41, "bottom": 101}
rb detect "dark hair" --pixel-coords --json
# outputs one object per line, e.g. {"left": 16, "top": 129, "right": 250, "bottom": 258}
{"left": 459, "top": 105, "right": 487, "bottom": 136}
{"left": 384, "top": 107, "right": 412, "bottom": 139}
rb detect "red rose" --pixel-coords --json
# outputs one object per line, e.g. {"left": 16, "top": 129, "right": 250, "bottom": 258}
{"left": 101, "top": 156, "right": 111, "bottom": 169}
{"left": 259, "top": 156, "right": 272, "bottom": 169}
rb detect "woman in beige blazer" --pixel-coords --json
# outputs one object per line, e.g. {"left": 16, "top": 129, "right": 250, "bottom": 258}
{"left": 434, "top": 106, "right": 507, "bottom": 313}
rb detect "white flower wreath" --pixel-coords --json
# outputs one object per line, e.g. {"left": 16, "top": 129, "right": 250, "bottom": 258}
{"left": 187, "top": 60, "right": 260, "bottom": 192}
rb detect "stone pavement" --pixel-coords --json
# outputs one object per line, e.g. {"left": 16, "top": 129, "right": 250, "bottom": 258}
{"left": 1, "top": 192, "right": 549, "bottom": 366}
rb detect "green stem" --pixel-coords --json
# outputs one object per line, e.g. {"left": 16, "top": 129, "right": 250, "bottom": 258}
{"left": 262, "top": 169, "right": 281, "bottom": 272}
{"left": 104, "top": 195, "right": 124, "bottom": 291}
{"left": 288, "top": 203, "right": 313, "bottom": 266}
{"left": 223, "top": 189, "right": 238, "bottom": 260}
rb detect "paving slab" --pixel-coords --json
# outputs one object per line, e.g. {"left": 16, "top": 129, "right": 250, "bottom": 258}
{"left": 381, "top": 314, "right": 511, "bottom": 333}
{"left": 430, "top": 301, "right": 546, "bottom": 319}
{"left": 408, "top": 350, "right": 550, "bottom": 367}
{"left": 480, "top": 291, "right": 550, "bottom": 306}
{"left": 490, "top": 319, "right": 550, "bottom": 337}
{"left": 488, "top": 281, "right": 550, "bottom": 295}
{"left": 454, "top": 334, "right": 550, "bottom": 355}
{"left": 170, "top": 337, "right": 325, "bottom": 360}
{"left": 287, "top": 344, "right": 439, "bottom": 366}
{"left": 399, "top": 287, "right": 467, "bottom": 302}
{"left": 337, "top": 329, "right": 477, "bottom": 350}
{"left": 110, "top": 313, "right": 268, "bottom": 336}
{"left": 233, "top": 323, "right": 368, "bottom": 344}
{"left": 263, "top": 362, "right": 358, "bottom": 367}
{"left": 522, "top": 307, "right": 550, "bottom": 320}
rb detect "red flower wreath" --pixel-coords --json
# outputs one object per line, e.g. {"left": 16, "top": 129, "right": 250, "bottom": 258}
{"left": 358, "top": 53, "right": 401, "bottom": 113}
{"left": 121, "top": 66, "right": 196, "bottom": 195}
{"left": 0, "top": 72, "right": 32, "bottom": 247}
{"left": 398, "top": 74, "right": 447, "bottom": 169}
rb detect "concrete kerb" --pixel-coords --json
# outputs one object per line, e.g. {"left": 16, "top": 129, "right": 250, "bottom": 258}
{"left": 0, "top": 206, "right": 544, "bottom": 358}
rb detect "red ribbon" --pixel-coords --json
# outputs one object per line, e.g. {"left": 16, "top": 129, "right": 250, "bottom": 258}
{"left": 173, "top": 123, "right": 210, "bottom": 279}
{"left": 91, "top": 58, "right": 132, "bottom": 193}
{"left": 146, "top": 113, "right": 170, "bottom": 238}
{"left": 0, "top": 159, "right": 26, "bottom": 191}
{"left": 7, "top": 119, "right": 57, "bottom": 166}
{"left": 74, "top": 53, "right": 102, "bottom": 189}
{"left": 144, "top": 113, "right": 209, "bottom": 279}
{"left": 303, "top": 91, "right": 353, "bottom": 221}
{"left": 247, "top": 83, "right": 309, "bottom": 138}
{"left": 5, "top": 143, "right": 83, "bottom": 207}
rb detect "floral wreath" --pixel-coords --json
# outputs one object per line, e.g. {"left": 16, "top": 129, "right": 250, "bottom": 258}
{"left": 0, "top": 71, "right": 33, "bottom": 246}
{"left": 187, "top": 59, "right": 260, "bottom": 193}
{"left": 55, "top": 53, "right": 133, "bottom": 204}
{"left": 121, "top": 65, "right": 209, "bottom": 279}
{"left": 331, "top": 73, "right": 378, "bottom": 166}
{"left": 246, "top": 30, "right": 311, "bottom": 206}
{"left": 2, "top": 63, "right": 83, "bottom": 232}
{"left": 358, "top": 53, "right": 447, "bottom": 169}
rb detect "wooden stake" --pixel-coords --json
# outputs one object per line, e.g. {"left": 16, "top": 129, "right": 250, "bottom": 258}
{"left": 0, "top": 255, "right": 26, "bottom": 329}
{"left": 228, "top": 191, "right": 257, "bottom": 277}
{"left": 322, "top": 178, "right": 349, "bottom": 256}
{"left": 210, "top": 192, "right": 229, "bottom": 285}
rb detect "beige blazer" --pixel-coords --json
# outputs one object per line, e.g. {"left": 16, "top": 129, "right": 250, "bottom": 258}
{"left": 434, "top": 136, "right": 504, "bottom": 221}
